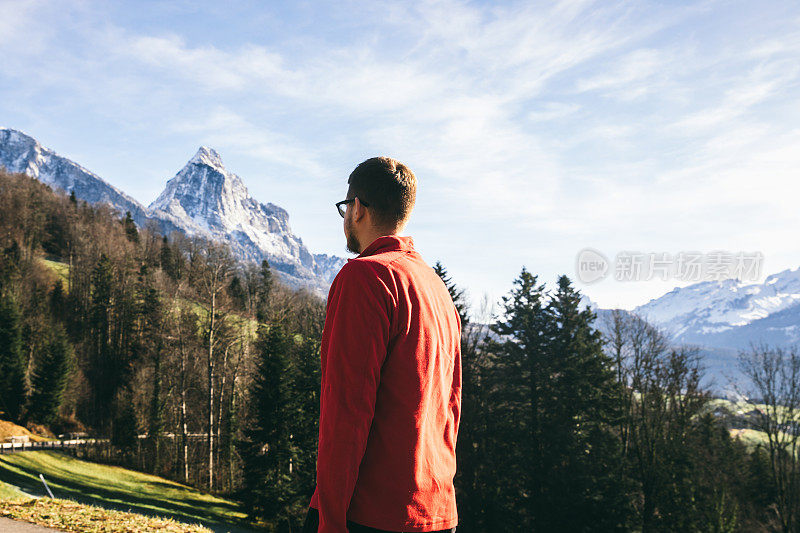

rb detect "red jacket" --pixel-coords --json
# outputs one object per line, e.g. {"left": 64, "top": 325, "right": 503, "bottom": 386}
{"left": 309, "top": 234, "right": 462, "bottom": 532}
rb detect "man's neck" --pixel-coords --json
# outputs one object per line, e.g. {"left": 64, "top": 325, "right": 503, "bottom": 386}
{"left": 359, "top": 227, "right": 400, "bottom": 254}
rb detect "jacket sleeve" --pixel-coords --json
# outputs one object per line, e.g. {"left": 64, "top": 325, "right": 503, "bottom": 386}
{"left": 315, "top": 260, "right": 392, "bottom": 533}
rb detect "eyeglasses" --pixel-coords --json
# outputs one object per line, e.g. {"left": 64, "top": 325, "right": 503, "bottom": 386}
{"left": 335, "top": 197, "right": 370, "bottom": 218}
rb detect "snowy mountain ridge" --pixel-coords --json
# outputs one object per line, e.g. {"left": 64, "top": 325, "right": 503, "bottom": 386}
{"left": 0, "top": 127, "right": 150, "bottom": 222}
{"left": 0, "top": 128, "right": 345, "bottom": 294}
{"left": 633, "top": 268, "right": 800, "bottom": 341}
{"left": 600, "top": 267, "right": 800, "bottom": 353}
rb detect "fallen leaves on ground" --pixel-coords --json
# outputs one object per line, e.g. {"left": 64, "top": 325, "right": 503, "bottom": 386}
{"left": 0, "top": 497, "right": 213, "bottom": 532}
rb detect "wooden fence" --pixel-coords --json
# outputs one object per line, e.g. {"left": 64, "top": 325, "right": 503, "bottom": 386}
{"left": 0, "top": 439, "right": 108, "bottom": 454}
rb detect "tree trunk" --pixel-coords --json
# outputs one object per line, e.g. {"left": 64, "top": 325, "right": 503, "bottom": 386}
{"left": 178, "top": 319, "right": 189, "bottom": 485}
{"left": 216, "top": 342, "right": 230, "bottom": 481}
{"left": 208, "top": 291, "right": 215, "bottom": 491}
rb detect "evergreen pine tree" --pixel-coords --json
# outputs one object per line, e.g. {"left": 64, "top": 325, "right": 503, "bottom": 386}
{"left": 256, "top": 260, "right": 273, "bottom": 322}
{"left": 433, "top": 261, "right": 468, "bottom": 326}
{"left": 228, "top": 275, "right": 247, "bottom": 311}
{"left": 0, "top": 292, "right": 26, "bottom": 421}
{"left": 122, "top": 211, "right": 139, "bottom": 243}
{"left": 487, "top": 266, "right": 549, "bottom": 531}
{"left": 159, "top": 236, "right": 176, "bottom": 280}
{"left": 49, "top": 280, "right": 66, "bottom": 318}
{"left": 290, "top": 334, "right": 322, "bottom": 512}
{"left": 42, "top": 210, "right": 70, "bottom": 258}
{"left": 544, "top": 275, "right": 630, "bottom": 531}
{"left": 138, "top": 264, "right": 165, "bottom": 471}
{"left": 434, "top": 261, "right": 493, "bottom": 531}
{"left": 88, "top": 253, "right": 115, "bottom": 431}
{"left": 27, "top": 324, "right": 74, "bottom": 425}
{"left": 242, "top": 320, "right": 297, "bottom": 524}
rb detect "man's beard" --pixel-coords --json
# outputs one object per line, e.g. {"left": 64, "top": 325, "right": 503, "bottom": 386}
{"left": 344, "top": 216, "right": 361, "bottom": 254}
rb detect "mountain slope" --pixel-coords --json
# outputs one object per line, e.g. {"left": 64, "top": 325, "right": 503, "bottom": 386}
{"left": 590, "top": 307, "right": 745, "bottom": 392}
{"left": 0, "top": 128, "right": 150, "bottom": 224}
{"left": 0, "top": 128, "right": 344, "bottom": 294}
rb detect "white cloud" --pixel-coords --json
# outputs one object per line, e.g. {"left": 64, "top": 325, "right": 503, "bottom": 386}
{"left": 0, "top": 0, "right": 47, "bottom": 49}
{"left": 669, "top": 53, "right": 800, "bottom": 133}
{"left": 576, "top": 48, "right": 666, "bottom": 99}
{"left": 122, "top": 35, "right": 288, "bottom": 91}
{"left": 527, "top": 102, "right": 581, "bottom": 122}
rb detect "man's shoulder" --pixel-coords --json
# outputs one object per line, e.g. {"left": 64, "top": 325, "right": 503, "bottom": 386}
{"left": 333, "top": 247, "right": 435, "bottom": 293}
{"left": 337, "top": 256, "right": 381, "bottom": 280}
{"left": 331, "top": 258, "right": 395, "bottom": 298}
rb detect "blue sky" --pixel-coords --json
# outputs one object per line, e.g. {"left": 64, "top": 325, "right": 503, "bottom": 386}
{"left": 2, "top": 0, "right": 799, "bottom": 312}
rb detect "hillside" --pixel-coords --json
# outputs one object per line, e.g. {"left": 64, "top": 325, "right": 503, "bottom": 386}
{"left": 0, "top": 420, "right": 51, "bottom": 443}
{"left": 0, "top": 451, "right": 254, "bottom": 532}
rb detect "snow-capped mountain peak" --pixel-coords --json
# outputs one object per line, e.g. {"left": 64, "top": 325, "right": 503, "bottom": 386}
{"left": 592, "top": 267, "right": 800, "bottom": 391}
{"left": 764, "top": 267, "right": 800, "bottom": 292}
{"left": 149, "top": 146, "right": 268, "bottom": 232}
{"left": 190, "top": 146, "right": 224, "bottom": 170}
{"left": 149, "top": 146, "right": 344, "bottom": 290}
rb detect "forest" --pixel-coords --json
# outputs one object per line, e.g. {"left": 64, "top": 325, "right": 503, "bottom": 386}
{"left": 1, "top": 168, "right": 799, "bottom": 532}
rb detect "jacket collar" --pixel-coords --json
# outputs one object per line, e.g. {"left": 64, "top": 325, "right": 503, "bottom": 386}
{"left": 351, "top": 234, "right": 414, "bottom": 260}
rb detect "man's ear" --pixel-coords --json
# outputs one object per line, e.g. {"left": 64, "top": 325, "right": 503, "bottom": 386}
{"left": 353, "top": 197, "right": 367, "bottom": 222}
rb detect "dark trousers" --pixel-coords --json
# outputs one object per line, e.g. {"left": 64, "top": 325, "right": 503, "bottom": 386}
{"left": 301, "top": 506, "right": 457, "bottom": 533}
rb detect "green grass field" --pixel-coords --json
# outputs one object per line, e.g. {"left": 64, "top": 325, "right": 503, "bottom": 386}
{"left": 706, "top": 398, "right": 788, "bottom": 451}
{"left": 0, "top": 479, "right": 28, "bottom": 500}
{"left": 41, "top": 258, "right": 69, "bottom": 289}
{"left": 0, "top": 451, "right": 257, "bottom": 532}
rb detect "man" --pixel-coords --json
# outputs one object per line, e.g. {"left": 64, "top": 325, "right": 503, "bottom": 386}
{"left": 302, "top": 157, "right": 461, "bottom": 533}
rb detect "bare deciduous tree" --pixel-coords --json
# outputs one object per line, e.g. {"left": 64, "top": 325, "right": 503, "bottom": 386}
{"left": 191, "top": 239, "right": 234, "bottom": 491}
{"left": 738, "top": 344, "right": 800, "bottom": 533}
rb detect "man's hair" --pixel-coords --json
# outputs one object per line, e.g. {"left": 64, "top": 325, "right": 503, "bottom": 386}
{"left": 347, "top": 157, "right": 417, "bottom": 229}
